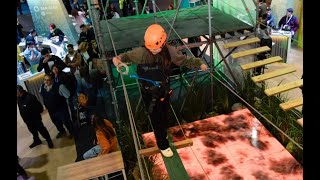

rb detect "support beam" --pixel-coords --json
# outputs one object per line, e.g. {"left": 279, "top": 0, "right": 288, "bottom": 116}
{"left": 176, "top": 41, "right": 208, "bottom": 51}
{"left": 139, "top": 139, "right": 193, "bottom": 156}
{"left": 88, "top": 0, "right": 121, "bottom": 124}
{"left": 264, "top": 79, "right": 303, "bottom": 96}
{"left": 231, "top": 46, "right": 271, "bottom": 59}
{"left": 241, "top": 56, "right": 283, "bottom": 70}
{"left": 251, "top": 66, "right": 296, "bottom": 83}
{"left": 213, "top": 36, "right": 249, "bottom": 69}
{"left": 213, "top": 39, "right": 241, "bottom": 88}
{"left": 280, "top": 97, "right": 303, "bottom": 111}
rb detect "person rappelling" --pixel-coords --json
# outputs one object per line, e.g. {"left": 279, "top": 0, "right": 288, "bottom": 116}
{"left": 113, "top": 24, "right": 207, "bottom": 157}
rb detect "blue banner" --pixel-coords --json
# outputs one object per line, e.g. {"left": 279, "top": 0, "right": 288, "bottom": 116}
{"left": 27, "top": 0, "right": 78, "bottom": 46}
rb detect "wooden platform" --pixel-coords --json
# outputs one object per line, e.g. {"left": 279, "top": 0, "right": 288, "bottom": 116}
{"left": 57, "top": 151, "right": 126, "bottom": 180}
{"left": 223, "top": 37, "right": 260, "bottom": 49}
{"left": 139, "top": 139, "right": 193, "bottom": 156}
{"left": 252, "top": 66, "right": 296, "bottom": 83}
{"left": 241, "top": 56, "right": 283, "bottom": 70}
{"left": 162, "top": 135, "right": 190, "bottom": 180}
{"left": 231, "top": 46, "right": 271, "bottom": 59}
{"left": 264, "top": 79, "right": 303, "bottom": 96}
{"left": 99, "top": 5, "right": 253, "bottom": 51}
{"left": 279, "top": 97, "right": 303, "bottom": 111}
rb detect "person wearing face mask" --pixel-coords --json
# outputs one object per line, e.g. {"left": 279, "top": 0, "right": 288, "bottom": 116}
{"left": 23, "top": 41, "right": 42, "bottom": 73}
{"left": 278, "top": 8, "right": 299, "bottom": 38}
{"left": 23, "top": 42, "right": 41, "bottom": 66}
{"left": 112, "top": 24, "right": 207, "bottom": 158}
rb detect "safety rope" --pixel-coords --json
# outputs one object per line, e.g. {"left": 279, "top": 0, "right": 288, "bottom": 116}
{"left": 99, "top": 1, "right": 147, "bottom": 179}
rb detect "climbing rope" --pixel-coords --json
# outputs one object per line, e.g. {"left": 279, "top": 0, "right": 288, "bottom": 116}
{"left": 99, "top": 1, "right": 147, "bottom": 179}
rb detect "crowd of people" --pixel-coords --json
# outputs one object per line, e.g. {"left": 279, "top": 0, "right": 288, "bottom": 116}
{"left": 257, "top": 0, "right": 300, "bottom": 39}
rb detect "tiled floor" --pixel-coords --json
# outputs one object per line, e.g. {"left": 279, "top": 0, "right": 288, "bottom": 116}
{"left": 142, "top": 108, "right": 303, "bottom": 180}
{"left": 17, "top": 106, "right": 77, "bottom": 180}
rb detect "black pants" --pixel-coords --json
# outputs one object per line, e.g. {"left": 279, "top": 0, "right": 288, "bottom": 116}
{"left": 24, "top": 117, "right": 51, "bottom": 142}
{"left": 142, "top": 92, "right": 170, "bottom": 150}
{"left": 48, "top": 108, "right": 74, "bottom": 135}
{"left": 254, "top": 54, "right": 267, "bottom": 75}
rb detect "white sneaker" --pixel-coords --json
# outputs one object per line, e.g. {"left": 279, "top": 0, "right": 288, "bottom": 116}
{"left": 160, "top": 147, "right": 174, "bottom": 157}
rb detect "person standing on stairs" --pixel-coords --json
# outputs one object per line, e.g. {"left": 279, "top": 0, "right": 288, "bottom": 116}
{"left": 17, "top": 85, "right": 54, "bottom": 149}
{"left": 255, "top": 22, "right": 272, "bottom": 75}
{"left": 112, "top": 24, "right": 208, "bottom": 157}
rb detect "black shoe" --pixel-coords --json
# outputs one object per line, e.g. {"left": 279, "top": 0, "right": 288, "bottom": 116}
{"left": 47, "top": 140, "right": 54, "bottom": 149}
{"left": 56, "top": 131, "right": 66, "bottom": 139}
{"left": 29, "top": 140, "right": 42, "bottom": 148}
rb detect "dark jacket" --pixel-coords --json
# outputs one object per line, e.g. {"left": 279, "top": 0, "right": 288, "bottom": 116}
{"left": 40, "top": 83, "right": 68, "bottom": 113}
{"left": 54, "top": 71, "right": 77, "bottom": 97}
{"left": 48, "top": 28, "right": 65, "bottom": 43}
{"left": 17, "top": 91, "right": 43, "bottom": 122}
{"left": 79, "top": 28, "right": 95, "bottom": 43}
{"left": 37, "top": 55, "right": 66, "bottom": 74}
{"left": 278, "top": 15, "right": 299, "bottom": 32}
{"left": 25, "top": 34, "right": 36, "bottom": 45}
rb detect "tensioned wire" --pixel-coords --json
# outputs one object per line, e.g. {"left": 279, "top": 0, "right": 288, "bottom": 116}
{"left": 99, "top": 0, "right": 149, "bottom": 179}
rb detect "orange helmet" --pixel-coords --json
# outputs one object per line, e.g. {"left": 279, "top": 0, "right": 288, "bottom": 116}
{"left": 144, "top": 24, "right": 167, "bottom": 50}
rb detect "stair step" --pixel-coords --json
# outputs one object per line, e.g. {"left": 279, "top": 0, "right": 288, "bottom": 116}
{"left": 297, "top": 118, "right": 303, "bottom": 127}
{"left": 241, "top": 56, "right": 283, "bottom": 70}
{"left": 224, "top": 37, "right": 260, "bottom": 49}
{"left": 252, "top": 66, "right": 296, "bottom": 83}
{"left": 231, "top": 46, "right": 271, "bottom": 59}
{"left": 264, "top": 79, "right": 303, "bottom": 96}
{"left": 279, "top": 97, "right": 303, "bottom": 111}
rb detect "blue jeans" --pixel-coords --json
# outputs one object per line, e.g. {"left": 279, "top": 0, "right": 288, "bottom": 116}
{"left": 83, "top": 145, "right": 101, "bottom": 159}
